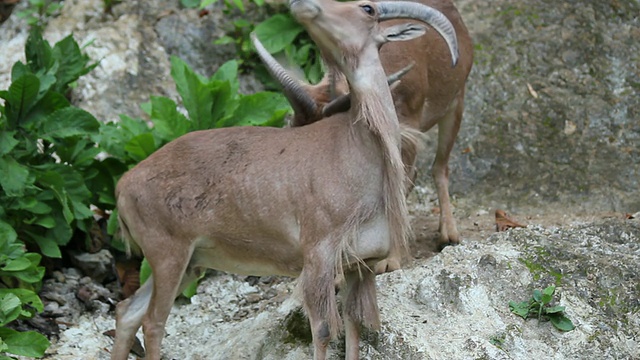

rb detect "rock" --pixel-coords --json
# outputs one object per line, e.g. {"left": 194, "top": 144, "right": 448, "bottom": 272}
{"left": 69, "top": 250, "right": 114, "bottom": 284}
{"left": 36, "top": 218, "right": 640, "bottom": 359}
{"left": 417, "top": 0, "right": 640, "bottom": 214}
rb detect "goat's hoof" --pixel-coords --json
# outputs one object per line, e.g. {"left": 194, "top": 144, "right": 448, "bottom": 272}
{"left": 374, "top": 258, "right": 401, "bottom": 274}
{"left": 436, "top": 238, "right": 461, "bottom": 252}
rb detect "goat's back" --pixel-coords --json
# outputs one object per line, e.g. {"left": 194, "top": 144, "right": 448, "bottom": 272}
{"left": 377, "top": 0, "right": 474, "bottom": 128}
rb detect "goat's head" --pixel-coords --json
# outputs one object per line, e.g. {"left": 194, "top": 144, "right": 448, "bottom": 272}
{"left": 289, "top": 0, "right": 459, "bottom": 79}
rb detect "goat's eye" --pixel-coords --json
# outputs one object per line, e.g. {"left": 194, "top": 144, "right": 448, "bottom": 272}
{"left": 361, "top": 4, "right": 375, "bottom": 16}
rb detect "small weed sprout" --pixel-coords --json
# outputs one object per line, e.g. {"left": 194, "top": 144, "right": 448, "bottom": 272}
{"left": 509, "top": 285, "right": 575, "bottom": 331}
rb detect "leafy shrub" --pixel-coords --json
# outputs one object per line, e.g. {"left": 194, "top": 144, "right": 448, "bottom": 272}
{"left": 0, "top": 28, "right": 100, "bottom": 259}
{"left": 0, "top": 223, "right": 49, "bottom": 359}
{"left": 97, "top": 55, "right": 290, "bottom": 170}
{"left": 0, "top": 28, "right": 101, "bottom": 359}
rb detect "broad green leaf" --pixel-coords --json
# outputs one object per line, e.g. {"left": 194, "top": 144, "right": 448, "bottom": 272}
{"left": 253, "top": 15, "right": 305, "bottom": 54}
{"left": 25, "top": 28, "right": 54, "bottom": 74}
{"left": 107, "top": 208, "right": 119, "bottom": 236}
{"left": 139, "top": 257, "right": 201, "bottom": 299}
{"left": 0, "top": 328, "right": 50, "bottom": 357}
{"left": 33, "top": 215, "right": 56, "bottom": 229}
{"left": 3, "top": 74, "right": 40, "bottom": 130}
{"left": 0, "top": 220, "right": 18, "bottom": 245}
{"left": 508, "top": 300, "right": 530, "bottom": 319}
{"left": 0, "top": 293, "right": 22, "bottom": 327}
{"left": 1, "top": 257, "right": 32, "bottom": 272}
{"left": 41, "top": 107, "right": 100, "bottom": 141}
{"left": 223, "top": 92, "right": 290, "bottom": 127}
{"left": 541, "top": 285, "right": 555, "bottom": 305}
{"left": 0, "top": 156, "right": 32, "bottom": 197}
{"left": 170, "top": 56, "right": 213, "bottom": 130}
{"left": 52, "top": 34, "right": 97, "bottom": 92}
{"left": 46, "top": 165, "right": 94, "bottom": 221}
{"left": 181, "top": 0, "right": 200, "bottom": 7}
{"left": 199, "top": 0, "right": 219, "bottom": 8}
{"left": 119, "top": 114, "right": 152, "bottom": 137}
{"left": 148, "top": 96, "right": 190, "bottom": 142}
{"left": 8, "top": 197, "right": 52, "bottom": 214}
{"left": 532, "top": 289, "right": 542, "bottom": 303}
{"left": 208, "top": 80, "right": 234, "bottom": 129}
{"left": 140, "top": 257, "right": 151, "bottom": 285}
{"left": 211, "top": 60, "right": 239, "bottom": 95}
{"left": 10, "top": 61, "right": 30, "bottom": 83}
{"left": 0, "top": 288, "right": 44, "bottom": 313}
{"left": 181, "top": 278, "right": 200, "bottom": 298}
{"left": 46, "top": 218, "right": 73, "bottom": 248}
{"left": 545, "top": 305, "right": 566, "bottom": 314}
{"left": 37, "top": 171, "right": 73, "bottom": 224}
{"left": 549, "top": 313, "right": 575, "bottom": 331}
{"left": 214, "top": 36, "right": 234, "bottom": 46}
{"left": 0, "top": 131, "right": 19, "bottom": 156}
{"left": 0, "top": 293, "right": 21, "bottom": 316}
{"left": 54, "top": 139, "right": 101, "bottom": 168}
{"left": 124, "top": 133, "right": 157, "bottom": 162}
{"left": 231, "top": 0, "right": 244, "bottom": 12}
{"left": 21, "top": 91, "right": 70, "bottom": 131}
{"left": 25, "top": 230, "right": 62, "bottom": 258}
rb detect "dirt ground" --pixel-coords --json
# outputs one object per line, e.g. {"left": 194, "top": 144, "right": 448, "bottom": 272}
{"left": 404, "top": 188, "right": 630, "bottom": 264}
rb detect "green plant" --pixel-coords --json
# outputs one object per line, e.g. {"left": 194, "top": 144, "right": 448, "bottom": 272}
{"left": 253, "top": 13, "right": 323, "bottom": 84}
{"left": 0, "top": 29, "right": 103, "bottom": 357}
{"left": 98, "top": 56, "right": 290, "bottom": 169}
{"left": 15, "top": 0, "right": 62, "bottom": 28}
{"left": 0, "top": 28, "right": 101, "bottom": 257}
{"left": 0, "top": 223, "right": 49, "bottom": 359}
{"left": 509, "top": 285, "right": 575, "bottom": 331}
{"left": 211, "top": 0, "right": 323, "bottom": 83}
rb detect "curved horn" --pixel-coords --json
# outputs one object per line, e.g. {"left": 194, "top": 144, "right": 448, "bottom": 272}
{"left": 250, "top": 32, "right": 319, "bottom": 119}
{"left": 322, "top": 62, "right": 415, "bottom": 118}
{"left": 376, "top": 2, "right": 459, "bottom": 66}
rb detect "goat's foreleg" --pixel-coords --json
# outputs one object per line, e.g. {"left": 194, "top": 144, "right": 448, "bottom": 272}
{"left": 342, "top": 269, "right": 379, "bottom": 360}
{"left": 300, "top": 245, "right": 341, "bottom": 360}
{"left": 432, "top": 96, "right": 464, "bottom": 248}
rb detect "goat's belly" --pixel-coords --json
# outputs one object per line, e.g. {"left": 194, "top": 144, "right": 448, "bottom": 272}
{"left": 190, "top": 236, "right": 303, "bottom": 277}
{"left": 353, "top": 214, "right": 391, "bottom": 263}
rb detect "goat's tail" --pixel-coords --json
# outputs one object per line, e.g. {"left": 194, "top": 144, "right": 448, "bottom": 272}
{"left": 114, "top": 191, "right": 142, "bottom": 258}
{"left": 400, "top": 124, "right": 426, "bottom": 191}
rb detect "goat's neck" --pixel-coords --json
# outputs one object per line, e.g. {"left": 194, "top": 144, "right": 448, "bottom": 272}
{"left": 347, "top": 52, "right": 400, "bottom": 142}
{"left": 344, "top": 48, "right": 410, "bottom": 261}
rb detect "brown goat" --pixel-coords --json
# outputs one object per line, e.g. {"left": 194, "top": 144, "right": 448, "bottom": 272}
{"left": 257, "top": 0, "right": 473, "bottom": 262}
{"left": 109, "top": 0, "right": 458, "bottom": 359}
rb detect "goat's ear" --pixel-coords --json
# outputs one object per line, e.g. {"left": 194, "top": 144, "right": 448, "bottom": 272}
{"left": 381, "top": 23, "right": 427, "bottom": 43}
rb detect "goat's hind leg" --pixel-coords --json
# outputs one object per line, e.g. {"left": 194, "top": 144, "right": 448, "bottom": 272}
{"left": 432, "top": 96, "right": 464, "bottom": 248}
{"left": 112, "top": 240, "right": 199, "bottom": 360}
{"left": 111, "top": 276, "right": 153, "bottom": 360}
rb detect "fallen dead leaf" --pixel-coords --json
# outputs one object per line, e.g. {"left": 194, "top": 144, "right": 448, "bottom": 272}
{"left": 625, "top": 212, "right": 640, "bottom": 220}
{"left": 526, "top": 82, "right": 539, "bottom": 99}
{"left": 495, "top": 209, "right": 527, "bottom": 232}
